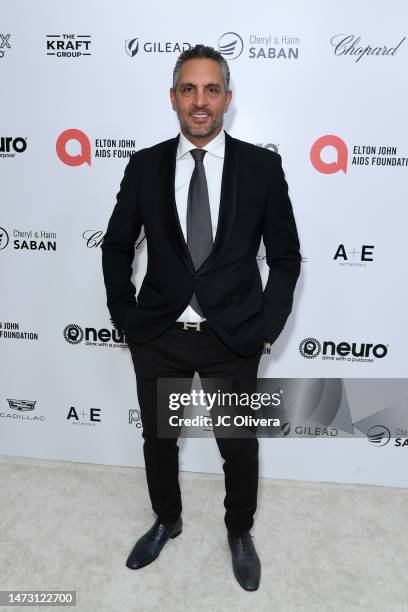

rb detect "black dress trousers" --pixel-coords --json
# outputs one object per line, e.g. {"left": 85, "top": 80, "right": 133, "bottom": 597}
{"left": 128, "top": 322, "right": 264, "bottom": 536}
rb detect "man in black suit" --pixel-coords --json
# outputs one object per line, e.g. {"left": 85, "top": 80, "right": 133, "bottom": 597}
{"left": 102, "top": 44, "right": 301, "bottom": 591}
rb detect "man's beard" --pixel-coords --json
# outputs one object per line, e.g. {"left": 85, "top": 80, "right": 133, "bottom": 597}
{"left": 177, "top": 111, "right": 221, "bottom": 139}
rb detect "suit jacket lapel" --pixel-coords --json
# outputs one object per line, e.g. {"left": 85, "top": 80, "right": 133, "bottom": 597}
{"left": 160, "top": 130, "right": 239, "bottom": 274}
{"left": 160, "top": 134, "right": 195, "bottom": 272}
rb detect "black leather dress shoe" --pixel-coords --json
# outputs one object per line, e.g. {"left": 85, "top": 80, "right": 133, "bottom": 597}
{"left": 227, "top": 531, "right": 261, "bottom": 591}
{"left": 126, "top": 516, "right": 182, "bottom": 570}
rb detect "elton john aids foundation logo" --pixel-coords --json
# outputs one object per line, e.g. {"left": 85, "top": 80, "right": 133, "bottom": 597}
{"left": 310, "top": 135, "right": 348, "bottom": 174}
{"left": 56, "top": 129, "right": 136, "bottom": 164}
{"left": 56, "top": 129, "right": 91, "bottom": 166}
{"left": 311, "top": 134, "right": 408, "bottom": 173}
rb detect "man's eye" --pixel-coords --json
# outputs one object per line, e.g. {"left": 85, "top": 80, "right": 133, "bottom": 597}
{"left": 183, "top": 86, "right": 192, "bottom": 92}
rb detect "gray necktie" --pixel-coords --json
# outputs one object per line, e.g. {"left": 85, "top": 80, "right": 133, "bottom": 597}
{"left": 187, "top": 148, "right": 213, "bottom": 317}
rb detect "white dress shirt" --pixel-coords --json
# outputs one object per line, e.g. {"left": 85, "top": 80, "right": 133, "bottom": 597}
{"left": 175, "top": 128, "right": 225, "bottom": 323}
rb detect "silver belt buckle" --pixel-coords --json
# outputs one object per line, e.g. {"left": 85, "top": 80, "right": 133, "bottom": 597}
{"left": 183, "top": 321, "right": 202, "bottom": 331}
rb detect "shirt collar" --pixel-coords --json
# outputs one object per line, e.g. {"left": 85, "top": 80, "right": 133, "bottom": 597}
{"left": 176, "top": 128, "right": 226, "bottom": 160}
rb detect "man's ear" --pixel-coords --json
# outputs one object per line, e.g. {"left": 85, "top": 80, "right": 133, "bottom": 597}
{"left": 224, "top": 89, "right": 232, "bottom": 112}
{"left": 169, "top": 87, "right": 177, "bottom": 111}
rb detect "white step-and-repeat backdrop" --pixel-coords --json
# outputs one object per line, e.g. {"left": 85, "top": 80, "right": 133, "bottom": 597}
{"left": 1, "top": 0, "right": 407, "bottom": 487}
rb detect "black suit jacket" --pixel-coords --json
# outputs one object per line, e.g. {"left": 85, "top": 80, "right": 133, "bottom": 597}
{"left": 101, "top": 130, "right": 301, "bottom": 357}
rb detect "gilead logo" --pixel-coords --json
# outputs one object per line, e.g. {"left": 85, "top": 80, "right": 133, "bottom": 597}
{"left": 310, "top": 135, "right": 348, "bottom": 174}
{"left": 56, "top": 128, "right": 91, "bottom": 166}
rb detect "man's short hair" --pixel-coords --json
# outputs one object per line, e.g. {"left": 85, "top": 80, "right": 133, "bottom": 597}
{"left": 172, "top": 44, "right": 230, "bottom": 92}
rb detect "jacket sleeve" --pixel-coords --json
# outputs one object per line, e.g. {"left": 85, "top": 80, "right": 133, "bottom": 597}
{"left": 101, "top": 153, "right": 143, "bottom": 332}
{"left": 261, "top": 153, "right": 301, "bottom": 344}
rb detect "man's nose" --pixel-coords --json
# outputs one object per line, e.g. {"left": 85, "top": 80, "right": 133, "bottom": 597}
{"left": 193, "top": 89, "right": 207, "bottom": 107}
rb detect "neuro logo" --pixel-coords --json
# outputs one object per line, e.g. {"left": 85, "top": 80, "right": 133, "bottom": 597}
{"left": 125, "top": 38, "right": 139, "bottom": 57}
{"left": 56, "top": 129, "right": 91, "bottom": 166}
{"left": 299, "top": 337, "right": 322, "bottom": 359}
{"left": 310, "top": 135, "right": 348, "bottom": 174}
{"left": 62, "top": 322, "right": 127, "bottom": 347}
{"left": 218, "top": 32, "right": 244, "bottom": 60}
{"left": 367, "top": 425, "right": 391, "bottom": 446}
{"left": 0, "top": 227, "right": 9, "bottom": 250}
{"left": 63, "top": 324, "right": 84, "bottom": 344}
{"left": 0, "top": 136, "right": 27, "bottom": 154}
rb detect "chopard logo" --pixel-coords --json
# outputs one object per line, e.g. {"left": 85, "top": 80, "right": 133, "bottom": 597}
{"left": 330, "top": 34, "right": 406, "bottom": 62}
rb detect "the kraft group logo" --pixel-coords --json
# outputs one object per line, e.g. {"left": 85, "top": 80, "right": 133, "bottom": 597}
{"left": 46, "top": 34, "right": 92, "bottom": 58}
{"left": 310, "top": 135, "right": 348, "bottom": 174}
{"left": 217, "top": 32, "right": 244, "bottom": 60}
{"left": 56, "top": 129, "right": 91, "bottom": 166}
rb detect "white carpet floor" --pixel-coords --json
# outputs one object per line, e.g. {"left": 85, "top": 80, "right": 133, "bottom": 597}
{"left": 1, "top": 454, "right": 407, "bottom": 612}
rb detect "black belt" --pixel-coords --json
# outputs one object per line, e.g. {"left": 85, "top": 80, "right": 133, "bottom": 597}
{"left": 174, "top": 320, "right": 209, "bottom": 332}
